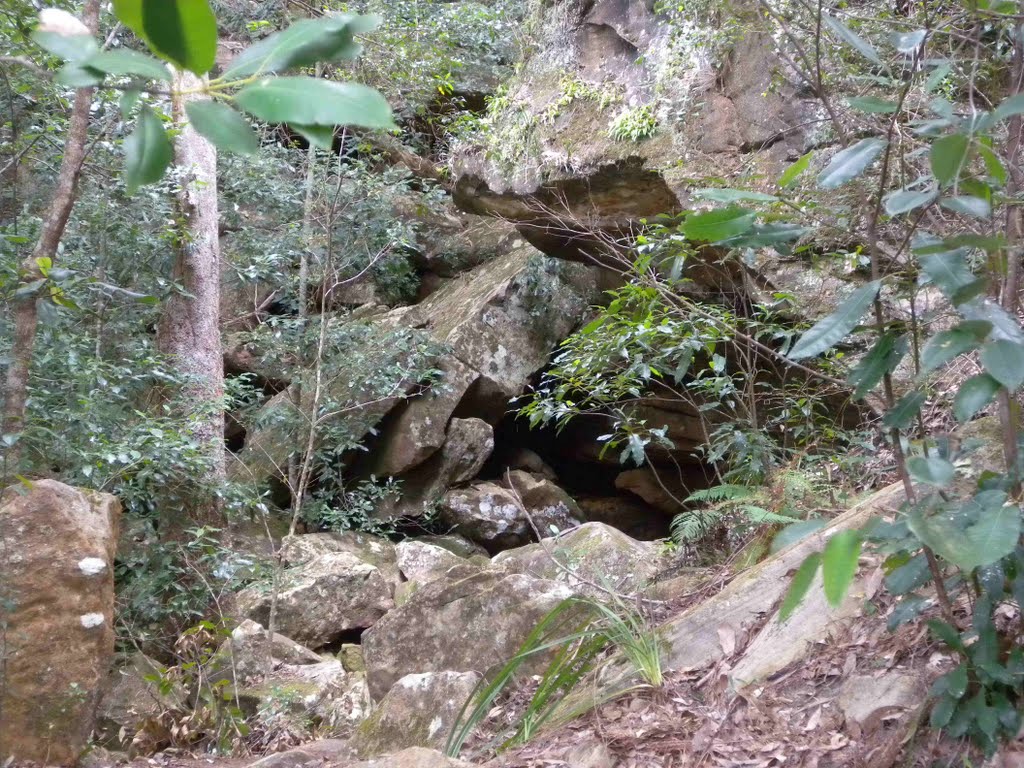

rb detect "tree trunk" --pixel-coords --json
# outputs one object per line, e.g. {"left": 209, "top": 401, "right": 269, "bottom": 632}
{"left": 1, "top": 0, "right": 100, "bottom": 474}
{"left": 157, "top": 70, "right": 225, "bottom": 525}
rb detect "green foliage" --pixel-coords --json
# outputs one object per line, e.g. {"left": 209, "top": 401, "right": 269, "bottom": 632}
{"left": 608, "top": 104, "right": 658, "bottom": 142}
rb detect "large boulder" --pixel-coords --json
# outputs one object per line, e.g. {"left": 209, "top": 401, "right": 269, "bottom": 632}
{"left": 494, "top": 522, "right": 660, "bottom": 597}
{"left": 208, "top": 619, "right": 323, "bottom": 687}
{"left": 349, "top": 748, "right": 473, "bottom": 768}
{"left": 280, "top": 530, "right": 400, "bottom": 586}
{"left": 234, "top": 552, "right": 395, "bottom": 649}
{"left": 95, "top": 653, "right": 187, "bottom": 748}
{"left": 438, "top": 481, "right": 578, "bottom": 551}
{"left": 362, "top": 569, "right": 576, "bottom": 700}
{"left": 353, "top": 671, "right": 481, "bottom": 757}
{"left": 0, "top": 480, "right": 121, "bottom": 766}
{"left": 396, "top": 540, "right": 485, "bottom": 587}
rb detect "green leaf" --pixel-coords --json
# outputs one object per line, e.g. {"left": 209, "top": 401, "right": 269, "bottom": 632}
{"left": 715, "top": 223, "right": 808, "bottom": 249}
{"left": 31, "top": 30, "right": 99, "bottom": 62}
{"left": 778, "top": 151, "right": 812, "bottom": 187}
{"left": 292, "top": 124, "right": 336, "bottom": 151}
{"left": 788, "top": 280, "right": 881, "bottom": 360}
{"left": 119, "top": 89, "right": 141, "bottom": 119}
{"left": 947, "top": 664, "right": 969, "bottom": 699}
{"left": 123, "top": 106, "right": 172, "bottom": 194}
{"left": 235, "top": 77, "right": 396, "bottom": 130}
{"left": 954, "top": 373, "right": 1000, "bottom": 422}
{"left": 991, "top": 92, "right": 1024, "bottom": 124}
{"left": 882, "top": 389, "right": 926, "bottom": 429}
{"left": 113, "top": 0, "right": 217, "bottom": 75}
{"left": 907, "top": 455, "right": 955, "bottom": 486}
{"left": 779, "top": 552, "right": 821, "bottom": 621}
{"left": 680, "top": 207, "right": 756, "bottom": 243}
{"left": 822, "top": 530, "right": 862, "bottom": 607}
{"left": 919, "top": 249, "right": 975, "bottom": 298}
{"left": 960, "top": 298, "right": 1024, "bottom": 343}
{"left": 848, "top": 96, "right": 898, "bottom": 114}
{"left": 823, "top": 14, "right": 883, "bottom": 65}
{"left": 921, "top": 328, "right": 980, "bottom": 373}
{"left": 940, "top": 195, "right": 991, "bottom": 218}
{"left": 981, "top": 340, "right": 1024, "bottom": 391}
{"left": 817, "top": 138, "right": 886, "bottom": 189}
{"left": 691, "top": 188, "right": 778, "bottom": 203}
{"left": 890, "top": 29, "right": 926, "bottom": 52}
{"left": 910, "top": 491, "right": 1020, "bottom": 572}
{"left": 185, "top": 100, "right": 259, "bottom": 155}
{"left": 771, "top": 519, "right": 828, "bottom": 555}
{"left": 848, "top": 332, "right": 907, "bottom": 399}
{"left": 223, "top": 13, "right": 380, "bottom": 78}
{"left": 54, "top": 64, "right": 104, "bottom": 87}
{"left": 884, "top": 187, "right": 937, "bottom": 215}
{"left": 979, "top": 145, "right": 1007, "bottom": 185}
{"left": 86, "top": 49, "right": 169, "bottom": 81}
{"left": 931, "top": 133, "right": 970, "bottom": 186}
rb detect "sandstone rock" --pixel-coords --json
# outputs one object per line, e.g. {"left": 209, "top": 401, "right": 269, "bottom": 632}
{"left": 371, "top": 357, "right": 480, "bottom": 476}
{"left": 353, "top": 671, "right": 481, "bottom": 757}
{"left": 0, "top": 480, "right": 121, "bottom": 766}
{"left": 396, "top": 540, "right": 478, "bottom": 586}
{"left": 339, "top": 643, "right": 365, "bottom": 673}
{"left": 208, "top": 619, "right": 323, "bottom": 686}
{"left": 349, "top": 747, "right": 473, "bottom": 768}
{"left": 247, "top": 739, "right": 355, "bottom": 768}
{"left": 280, "top": 530, "right": 400, "bottom": 586}
{"left": 838, "top": 673, "right": 927, "bottom": 736}
{"left": 502, "top": 469, "right": 582, "bottom": 527}
{"left": 362, "top": 569, "right": 576, "bottom": 700}
{"left": 440, "top": 475, "right": 581, "bottom": 550}
{"left": 494, "top": 522, "right": 659, "bottom": 596}
{"left": 96, "top": 653, "right": 186, "bottom": 747}
{"left": 381, "top": 417, "right": 495, "bottom": 520}
{"left": 416, "top": 534, "right": 488, "bottom": 559}
{"left": 234, "top": 552, "right": 394, "bottom": 649}
{"left": 507, "top": 447, "right": 558, "bottom": 480}
{"left": 238, "top": 659, "right": 371, "bottom": 734}
{"left": 614, "top": 468, "right": 686, "bottom": 515}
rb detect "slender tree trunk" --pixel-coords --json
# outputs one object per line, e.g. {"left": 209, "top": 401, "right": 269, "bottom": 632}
{"left": 1, "top": 0, "right": 100, "bottom": 473}
{"left": 157, "top": 71, "right": 225, "bottom": 525}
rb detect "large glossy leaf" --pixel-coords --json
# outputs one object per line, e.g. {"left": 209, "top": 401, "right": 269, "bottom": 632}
{"left": 113, "top": 0, "right": 217, "bottom": 75}
{"left": 940, "top": 195, "right": 991, "bottom": 218}
{"left": 31, "top": 30, "right": 99, "bottom": 62}
{"left": 823, "top": 14, "right": 883, "bottom": 65}
{"left": 980, "top": 339, "right": 1024, "bottom": 391}
{"left": 991, "top": 92, "right": 1024, "bottom": 124}
{"left": 778, "top": 151, "right": 812, "bottom": 187}
{"left": 292, "top": 124, "right": 335, "bottom": 151}
{"left": 54, "top": 64, "right": 103, "bottom": 87}
{"left": 882, "top": 389, "right": 926, "bottom": 429}
{"left": 890, "top": 29, "right": 926, "bottom": 52}
{"left": 185, "top": 100, "right": 259, "bottom": 155}
{"left": 954, "top": 373, "right": 1000, "bottom": 422}
{"left": 817, "top": 138, "right": 886, "bottom": 189}
{"left": 691, "top": 188, "right": 778, "bottom": 203}
{"left": 822, "top": 530, "right": 862, "bottom": 607}
{"left": 884, "top": 186, "right": 937, "bottom": 216}
{"left": 123, "top": 106, "right": 172, "bottom": 194}
{"left": 960, "top": 298, "right": 1024, "bottom": 344}
{"left": 779, "top": 552, "right": 821, "bottom": 621}
{"left": 788, "top": 280, "right": 880, "bottom": 360}
{"left": 680, "top": 207, "right": 756, "bottom": 242}
{"left": 907, "top": 455, "right": 955, "bottom": 486}
{"left": 919, "top": 249, "right": 975, "bottom": 298}
{"left": 847, "top": 331, "right": 907, "bottom": 399}
{"left": 909, "top": 491, "right": 1020, "bottom": 572}
{"left": 86, "top": 49, "right": 169, "bottom": 81}
{"left": 223, "top": 14, "right": 381, "bottom": 78}
{"left": 931, "top": 133, "right": 970, "bottom": 186}
{"left": 771, "top": 519, "right": 828, "bottom": 555}
{"left": 849, "top": 96, "right": 898, "bottom": 114}
{"left": 716, "top": 223, "right": 809, "bottom": 249}
{"left": 235, "top": 77, "right": 395, "bottom": 130}
{"left": 921, "top": 328, "right": 980, "bottom": 372}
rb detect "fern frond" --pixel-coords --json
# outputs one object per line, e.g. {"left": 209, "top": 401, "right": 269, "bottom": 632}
{"left": 684, "top": 484, "right": 758, "bottom": 504}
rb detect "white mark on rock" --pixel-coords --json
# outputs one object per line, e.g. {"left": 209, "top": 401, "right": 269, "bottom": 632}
{"left": 428, "top": 716, "right": 444, "bottom": 738}
{"left": 80, "top": 613, "right": 105, "bottom": 629}
{"left": 78, "top": 557, "right": 107, "bottom": 576}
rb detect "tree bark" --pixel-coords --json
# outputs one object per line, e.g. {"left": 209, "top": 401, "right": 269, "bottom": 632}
{"left": 1, "top": 0, "right": 100, "bottom": 473}
{"left": 157, "top": 70, "right": 226, "bottom": 524}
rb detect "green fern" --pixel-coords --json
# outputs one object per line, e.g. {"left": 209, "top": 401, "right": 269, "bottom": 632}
{"left": 671, "top": 480, "right": 802, "bottom": 544}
